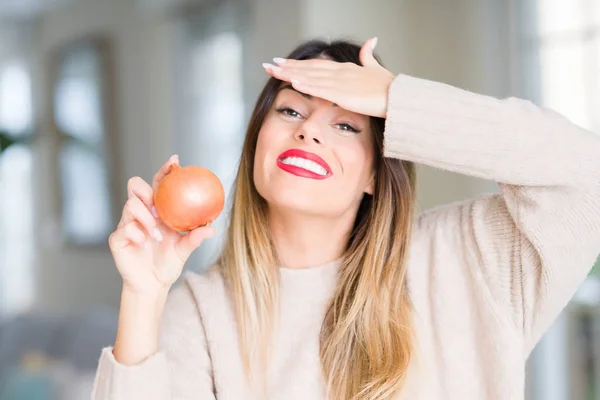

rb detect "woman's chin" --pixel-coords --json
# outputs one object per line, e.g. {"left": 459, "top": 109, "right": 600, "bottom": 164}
{"left": 255, "top": 175, "right": 334, "bottom": 215}
{"left": 259, "top": 185, "right": 350, "bottom": 219}
{"left": 265, "top": 190, "right": 317, "bottom": 214}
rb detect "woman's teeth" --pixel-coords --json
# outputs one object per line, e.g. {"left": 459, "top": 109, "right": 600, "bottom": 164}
{"left": 280, "top": 157, "right": 328, "bottom": 176}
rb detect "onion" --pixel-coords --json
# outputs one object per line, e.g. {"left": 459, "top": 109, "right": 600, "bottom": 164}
{"left": 153, "top": 164, "right": 225, "bottom": 232}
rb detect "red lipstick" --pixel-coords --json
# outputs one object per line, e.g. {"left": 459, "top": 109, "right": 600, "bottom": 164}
{"left": 276, "top": 149, "right": 332, "bottom": 180}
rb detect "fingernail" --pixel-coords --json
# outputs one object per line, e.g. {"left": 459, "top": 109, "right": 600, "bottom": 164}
{"left": 371, "top": 37, "right": 378, "bottom": 50}
{"left": 262, "top": 63, "right": 281, "bottom": 72}
{"left": 151, "top": 206, "right": 159, "bottom": 218}
{"left": 153, "top": 228, "right": 163, "bottom": 242}
{"left": 169, "top": 154, "right": 178, "bottom": 162}
{"left": 273, "top": 57, "right": 286, "bottom": 64}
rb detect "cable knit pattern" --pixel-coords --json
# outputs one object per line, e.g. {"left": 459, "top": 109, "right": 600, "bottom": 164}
{"left": 91, "top": 74, "right": 600, "bottom": 400}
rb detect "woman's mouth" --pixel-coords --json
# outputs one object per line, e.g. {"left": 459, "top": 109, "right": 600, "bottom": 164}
{"left": 276, "top": 149, "right": 332, "bottom": 180}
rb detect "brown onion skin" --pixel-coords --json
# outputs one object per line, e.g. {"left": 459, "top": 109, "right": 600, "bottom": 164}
{"left": 153, "top": 165, "right": 225, "bottom": 232}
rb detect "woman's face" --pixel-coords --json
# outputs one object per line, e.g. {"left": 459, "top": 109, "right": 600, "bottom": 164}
{"left": 254, "top": 83, "right": 375, "bottom": 218}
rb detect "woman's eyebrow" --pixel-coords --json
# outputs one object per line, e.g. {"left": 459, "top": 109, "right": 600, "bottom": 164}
{"left": 278, "top": 83, "right": 339, "bottom": 107}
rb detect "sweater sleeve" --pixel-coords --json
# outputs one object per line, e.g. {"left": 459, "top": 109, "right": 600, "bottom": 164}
{"left": 383, "top": 74, "right": 600, "bottom": 355}
{"left": 91, "top": 280, "right": 216, "bottom": 399}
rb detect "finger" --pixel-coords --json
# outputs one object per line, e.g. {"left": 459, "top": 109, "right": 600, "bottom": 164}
{"left": 272, "top": 59, "right": 340, "bottom": 73}
{"left": 120, "top": 196, "right": 157, "bottom": 235}
{"left": 174, "top": 226, "right": 216, "bottom": 263}
{"left": 262, "top": 64, "right": 341, "bottom": 106}
{"left": 127, "top": 176, "right": 154, "bottom": 209}
{"left": 109, "top": 221, "right": 146, "bottom": 250}
{"left": 152, "top": 154, "right": 180, "bottom": 191}
{"left": 359, "top": 37, "right": 380, "bottom": 68}
{"left": 277, "top": 65, "right": 337, "bottom": 79}
{"left": 288, "top": 78, "right": 335, "bottom": 102}
{"left": 122, "top": 221, "right": 147, "bottom": 246}
{"left": 263, "top": 63, "right": 335, "bottom": 83}
{"left": 263, "top": 65, "right": 335, "bottom": 95}
{"left": 272, "top": 58, "right": 339, "bottom": 69}
{"left": 262, "top": 63, "right": 287, "bottom": 81}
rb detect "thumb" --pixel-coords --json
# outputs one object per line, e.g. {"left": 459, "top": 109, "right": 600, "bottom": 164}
{"left": 359, "top": 37, "right": 380, "bottom": 68}
{"left": 175, "top": 226, "right": 216, "bottom": 261}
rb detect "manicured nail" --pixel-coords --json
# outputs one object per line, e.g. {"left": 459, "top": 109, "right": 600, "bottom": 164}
{"left": 151, "top": 206, "right": 159, "bottom": 218}
{"left": 262, "top": 63, "right": 281, "bottom": 72}
{"left": 273, "top": 57, "right": 286, "bottom": 64}
{"left": 371, "top": 37, "right": 378, "bottom": 50}
{"left": 153, "top": 228, "right": 163, "bottom": 242}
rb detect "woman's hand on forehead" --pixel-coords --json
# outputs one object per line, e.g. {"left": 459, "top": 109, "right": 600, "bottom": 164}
{"left": 262, "top": 38, "right": 395, "bottom": 119}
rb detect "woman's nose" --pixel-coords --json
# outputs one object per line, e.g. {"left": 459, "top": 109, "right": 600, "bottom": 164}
{"left": 294, "top": 122, "right": 323, "bottom": 145}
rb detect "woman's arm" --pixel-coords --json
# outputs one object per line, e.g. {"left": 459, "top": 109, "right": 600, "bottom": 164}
{"left": 383, "top": 74, "right": 600, "bottom": 355}
{"left": 92, "top": 277, "right": 216, "bottom": 399}
{"left": 263, "top": 38, "right": 600, "bottom": 355}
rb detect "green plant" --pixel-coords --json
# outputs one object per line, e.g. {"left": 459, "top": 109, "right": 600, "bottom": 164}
{"left": 0, "top": 130, "right": 33, "bottom": 157}
{"left": 0, "top": 130, "right": 18, "bottom": 155}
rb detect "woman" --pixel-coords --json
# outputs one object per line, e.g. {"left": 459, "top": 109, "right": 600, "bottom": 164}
{"left": 92, "top": 38, "right": 600, "bottom": 400}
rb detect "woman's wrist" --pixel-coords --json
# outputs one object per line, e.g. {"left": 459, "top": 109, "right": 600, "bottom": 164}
{"left": 113, "top": 286, "right": 170, "bottom": 365}
{"left": 121, "top": 283, "right": 170, "bottom": 306}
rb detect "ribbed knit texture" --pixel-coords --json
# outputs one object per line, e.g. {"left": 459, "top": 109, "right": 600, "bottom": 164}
{"left": 91, "top": 74, "right": 600, "bottom": 399}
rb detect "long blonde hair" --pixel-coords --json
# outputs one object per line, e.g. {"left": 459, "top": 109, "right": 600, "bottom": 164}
{"left": 217, "top": 39, "right": 417, "bottom": 400}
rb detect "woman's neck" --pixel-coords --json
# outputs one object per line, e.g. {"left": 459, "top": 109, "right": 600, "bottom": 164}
{"left": 267, "top": 208, "right": 354, "bottom": 269}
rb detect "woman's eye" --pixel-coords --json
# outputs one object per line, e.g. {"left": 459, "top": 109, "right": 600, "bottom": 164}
{"left": 336, "top": 123, "right": 360, "bottom": 133}
{"left": 276, "top": 107, "right": 302, "bottom": 118}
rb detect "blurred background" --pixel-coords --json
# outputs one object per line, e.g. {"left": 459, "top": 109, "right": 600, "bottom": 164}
{"left": 0, "top": 0, "right": 598, "bottom": 398}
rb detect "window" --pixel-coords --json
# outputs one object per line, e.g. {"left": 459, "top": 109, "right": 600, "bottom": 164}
{"left": 0, "top": 63, "right": 32, "bottom": 133}
{"left": 522, "top": 2, "right": 600, "bottom": 399}
{"left": 529, "top": 1, "right": 600, "bottom": 279}
{"left": 535, "top": 0, "right": 600, "bottom": 132}
{"left": 0, "top": 61, "right": 35, "bottom": 317}
{"left": 534, "top": 0, "right": 600, "bottom": 274}
{"left": 51, "top": 39, "right": 118, "bottom": 246}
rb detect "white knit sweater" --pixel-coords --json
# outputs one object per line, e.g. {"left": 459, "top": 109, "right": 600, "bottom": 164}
{"left": 92, "top": 74, "right": 600, "bottom": 399}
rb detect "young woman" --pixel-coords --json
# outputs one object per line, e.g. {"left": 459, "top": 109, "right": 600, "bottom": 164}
{"left": 92, "top": 38, "right": 600, "bottom": 400}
